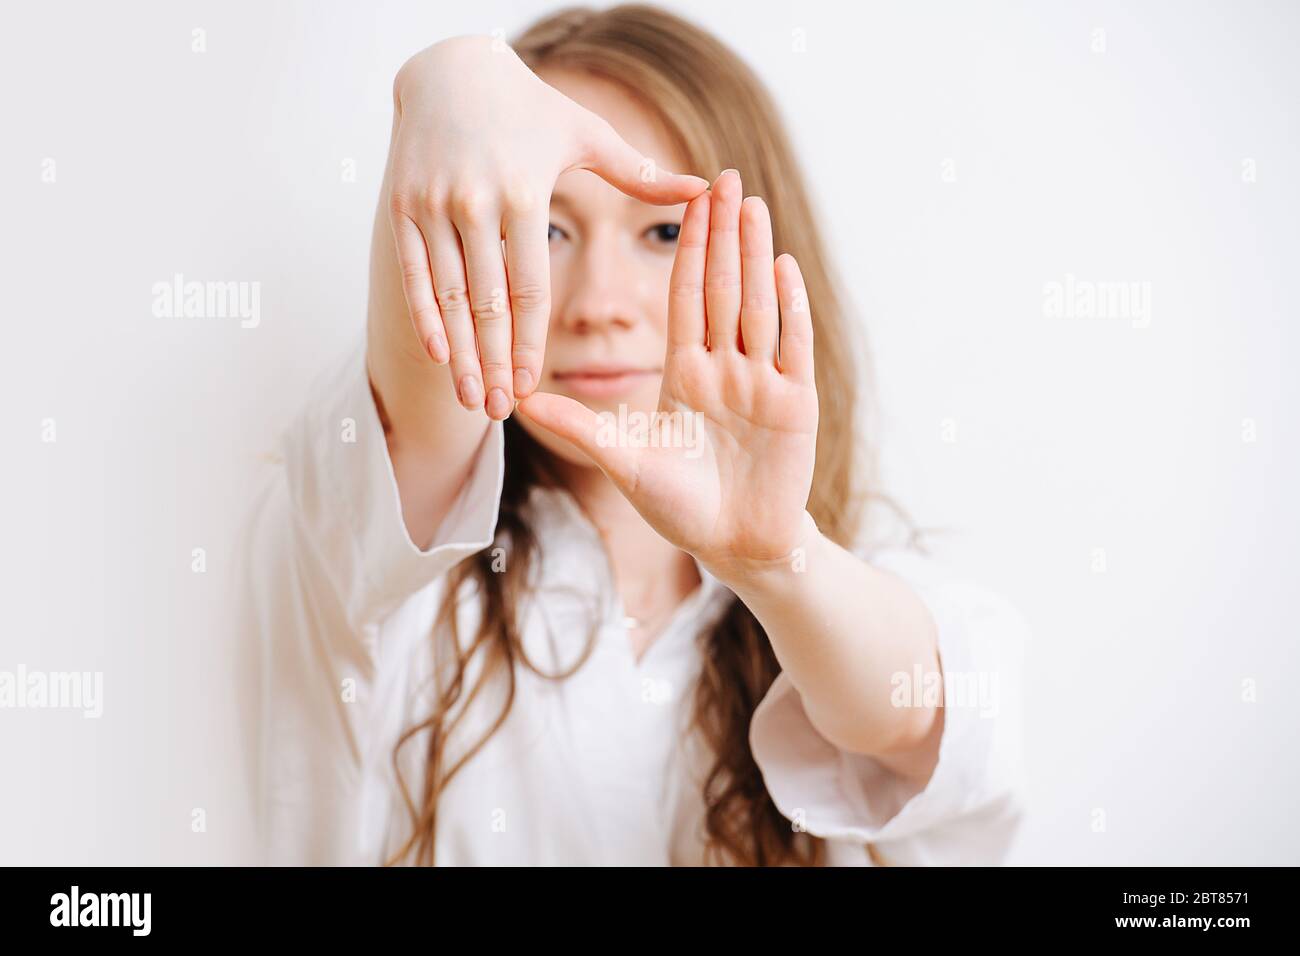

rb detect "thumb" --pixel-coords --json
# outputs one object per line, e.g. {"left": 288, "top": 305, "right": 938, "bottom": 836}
{"left": 577, "top": 116, "right": 710, "bottom": 205}
{"left": 515, "top": 392, "right": 639, "bottom": 489}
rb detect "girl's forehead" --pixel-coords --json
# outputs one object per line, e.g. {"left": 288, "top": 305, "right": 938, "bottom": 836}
{"left": 551, "top": 168, "right": 688, "bottom": 221}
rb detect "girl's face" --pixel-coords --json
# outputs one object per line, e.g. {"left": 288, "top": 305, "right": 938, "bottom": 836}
{"left": 515, "top": 68, "right": 691, "bottom": 466}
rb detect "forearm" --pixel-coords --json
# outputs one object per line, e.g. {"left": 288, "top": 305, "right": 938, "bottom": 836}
{"left": 708, "top": 521, "right": 944, "bottom": 780}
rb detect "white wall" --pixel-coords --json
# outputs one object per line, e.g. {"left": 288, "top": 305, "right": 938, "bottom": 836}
{"left": 1, "top": 0, "right": 1295, "bottom": 864}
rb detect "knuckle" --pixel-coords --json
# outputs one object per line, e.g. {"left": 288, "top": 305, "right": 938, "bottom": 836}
{"left": 479, "top": 359, "right": 512, "bottom": 378}
{"left": 706, "top": 270, "right": 741, "bottom": 292}
{"left": 400, "top": 261, "right": 429, "bottom": 285}
{"left": 387, "top": 188, "right": 414, "bottom": 217}
{"left": 511, "top": 342, "right": 543, "bottom": 364}
{"left": 418, "top": 190, "right": 444, "bottom": 217}
{"left": 435, "top": 285, "right": 470, "bottom": 314}
{"left": 470, "top": 297, "right": 510, "bottom": 324}
{"left": 508, "top": 282, "right": 549, "bottom": 315}
{"left": 503, "top": 182, "right": 540, "bottom": 215}
{"left": 448, "top": 186, "right": 493, "bottom": 224}
{"left": 389, "top": 187, "right": 442, "bottom": 223}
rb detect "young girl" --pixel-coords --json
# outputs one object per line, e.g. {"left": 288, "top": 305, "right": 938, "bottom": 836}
{"left": 243, "top": 5, "right": 1027, "bottom": 866}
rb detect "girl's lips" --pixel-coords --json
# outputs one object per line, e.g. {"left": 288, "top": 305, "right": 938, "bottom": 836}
{"left": 550, "top": 367, "right": 660, "bottom": 399}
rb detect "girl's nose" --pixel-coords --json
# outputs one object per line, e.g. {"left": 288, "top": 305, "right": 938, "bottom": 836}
{"left": 555, "top": 239, "right": 638, "bottom": 334}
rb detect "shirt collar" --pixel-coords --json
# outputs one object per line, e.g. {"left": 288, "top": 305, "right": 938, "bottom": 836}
{"left": 522, "top": 483, "right": 732, "bottom": 619}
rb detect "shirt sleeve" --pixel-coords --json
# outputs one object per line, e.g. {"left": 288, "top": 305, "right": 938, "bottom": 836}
{"left": 242, "top": 336, "right": 506, "bottom": 864}
{"left": 279, "top": 336, "right": 505, "bottom": 632}
{"left": 748, "top": 547, "right": 1028, "bottom": 866}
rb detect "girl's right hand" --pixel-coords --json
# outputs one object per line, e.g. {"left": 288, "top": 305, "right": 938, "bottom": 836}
{"left": 384, "top": 35, "right": 709, "bottom": 420}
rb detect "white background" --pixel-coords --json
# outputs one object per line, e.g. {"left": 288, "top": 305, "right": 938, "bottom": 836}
{"left": 1, "top": 0, "right": 1296, "bottom": 865}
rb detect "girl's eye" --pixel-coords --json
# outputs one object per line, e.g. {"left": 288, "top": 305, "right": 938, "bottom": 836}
{"left": 547, "top": 223, "right": 568, "bottom": 243}
{"left": 645, "top": 222, "right": 681, "bottom": 244}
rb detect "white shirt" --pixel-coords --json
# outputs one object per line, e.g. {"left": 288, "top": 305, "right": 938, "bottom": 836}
{"left": 240, "top": 338, "right": 1029, "bottom": 866}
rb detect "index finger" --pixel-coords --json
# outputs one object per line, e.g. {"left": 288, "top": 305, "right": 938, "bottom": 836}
{"left": 667, "top": 191, "right": 711, "bottom": 352}
{"left": 579, "top": 116, "right": 710, "bottom": 206}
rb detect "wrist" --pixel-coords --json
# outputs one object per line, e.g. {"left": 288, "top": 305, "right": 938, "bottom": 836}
{"left": 395, "top": 35, "right": 502, "bottom": 110}
{"left": 701, "top": 511, "right": 825, "bottom": 594}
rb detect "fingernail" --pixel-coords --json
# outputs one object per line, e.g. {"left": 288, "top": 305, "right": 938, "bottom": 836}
{"left": 427, "top": 333, "right": 448, "bottom": 364}
{"left": 458, "top": 375, "right": 483, "bottom": 409}
{"left": 486, "top": 386, "right": 511, "bottom": 419}
{"left": 513, "top": 366, "right": 532, "bottom": 396}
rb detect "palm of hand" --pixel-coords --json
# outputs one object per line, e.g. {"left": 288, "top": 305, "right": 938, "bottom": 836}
{"left": 519, "top": 170, "right": 820, "bottom": 570}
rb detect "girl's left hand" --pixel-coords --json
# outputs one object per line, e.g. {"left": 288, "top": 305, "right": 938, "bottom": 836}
{"left": 517, "top": 169, "right": 820, "bottom": 576}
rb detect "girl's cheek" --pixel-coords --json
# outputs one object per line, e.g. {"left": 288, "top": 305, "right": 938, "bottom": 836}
{"left": 637, "top": 266, "right": 673, "bottom": 337}
{"left": 546, "top": 257, "right": 573, "bottom": 334}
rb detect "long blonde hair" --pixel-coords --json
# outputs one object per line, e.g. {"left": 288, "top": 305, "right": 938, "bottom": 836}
{"left": 389, "top": 3, "right": 886, "bottom": 866}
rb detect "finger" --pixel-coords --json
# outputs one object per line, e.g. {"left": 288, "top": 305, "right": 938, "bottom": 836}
{"left": 739, "top": 196, "right": 779, "bottom": 365}
{"left": 776, "top": 254, "right": 814, "bottom": 384}
{"left": 451, "top": 201, "right": 515, "bottom": 420}
{"left": 705, "top": 169, "right": 743, "bottom": 352}
{"left": 580, "top": 116, "right": 710, "bottom": 205}
{"left": 390, "top": 211, "right": 448, "bottom": 364}
{"left": 502, "top": 205, "right": 551, "bottom": 400}
{"left": 667, "top": 191, "right": 711, "bottom": 352}
{"left": 424, "top": 215, "right": 483, "bottom": 409}
{"left": 515, "top": 392, "right": 637, "bottom": 489}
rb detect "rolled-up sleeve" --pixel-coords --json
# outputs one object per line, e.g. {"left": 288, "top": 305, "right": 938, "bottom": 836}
{"left": 279, "top": 337, "right": 505, "bottom": 632}
{"left": 749, "top": 548, "right": 1028, "bottom": 865}
{"left": 244, "top": 336, "right": 507, "bottom": 863}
